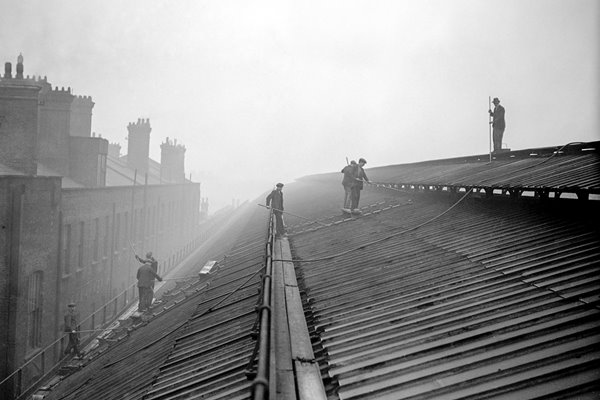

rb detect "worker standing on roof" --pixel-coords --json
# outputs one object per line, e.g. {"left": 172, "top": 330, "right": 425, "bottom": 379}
{"left": 266, "top": 183, "right": 286, "bottom": 238}
{"left": 341, "top": 160, "right": 357, "bottom": 213}
{"left": 136, "top": 260, "right": 163, "bottom": 313}
{"left": 351, "top": 158, "right": 370, "bottom": 213}
{"left": 136, "top": 251, "right": 158, "bottom": 288}
{"left": 488, "top": 97, "right": 506, "bottom": 152}
{"left": 63, "top": 303, "right": 83, "bottom": 358}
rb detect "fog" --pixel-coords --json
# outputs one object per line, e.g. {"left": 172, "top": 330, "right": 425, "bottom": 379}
{"left": 2, "top": 0, "right": 598, "bottom": 211}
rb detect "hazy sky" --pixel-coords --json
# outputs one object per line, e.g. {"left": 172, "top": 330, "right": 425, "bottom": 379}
{"left": 2, "top": 0, "right": 598, "bottom": 211}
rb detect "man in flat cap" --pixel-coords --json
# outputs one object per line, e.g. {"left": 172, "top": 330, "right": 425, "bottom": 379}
{"left": 351, "top": 158, "right": 370, "bottom": 213}
{"left": 489, "top": 97, "right": 506, "bottom": 152}
{"left": 266, "top": 183, "right": 286, "bottom": 238}
{"left": 63, "top": 303, "right": 83, "bottom": 358}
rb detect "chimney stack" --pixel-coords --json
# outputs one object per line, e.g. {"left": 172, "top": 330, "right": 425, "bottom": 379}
{"left": 70, "top": 95, "right": 95, "bottom": 137}
{"left": 160, "top": 136, "right": 186, "bottom": 183}
{"left": 127, "top": 118, "right": 151, "bottom": 174}
{"left": 16, "top": 53, "right": 24, "bottom": 79}
{"left": 4, "top": 62, "right": 11, "bottom": 79}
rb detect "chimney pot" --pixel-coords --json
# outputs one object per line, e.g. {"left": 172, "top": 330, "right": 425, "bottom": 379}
{"left": 4, "top": 62, "right": 12, "bottom": 78}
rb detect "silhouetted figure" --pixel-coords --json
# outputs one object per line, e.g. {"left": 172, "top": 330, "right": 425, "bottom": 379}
{"left": 136, "top": 261, "right": 162, "bottom": 312}
{"left": 63, "top": 303, "right": 83, "bottom": 358}
{"left": 266, "top": 183, "right": 285, "bottom": 238}
{"left": 489, "top": 97, "right": 506, "bottom": 152}
{"left": 351, "top": 158, "right": 370, "bottom": 212}
{"left": 341, "top": 160, "right": 357, "bottom": 212}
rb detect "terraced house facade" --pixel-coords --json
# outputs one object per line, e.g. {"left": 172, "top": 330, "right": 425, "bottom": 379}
{"left": 0, "top": 56, "right": 203, "bottom": 399}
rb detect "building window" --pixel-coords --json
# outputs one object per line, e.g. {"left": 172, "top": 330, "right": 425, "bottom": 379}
{"left": 159, "top": 204, "right": 164, "bottom": 235}
{"left": 27, "top": 271, "right": 43, "bottom": 349}
{"left": 62, "top": 224, "right": 72, "bottom": 275}
{"left": 150, "top": 206, "right": 155, "bottom": 246}
{"left": 78, "top": 221, "right": 85, "bottom": 270}
{"left": 132, "top": 209, "right": 138, "bottom": 243}
{"left": 93, "top": 217, "right": 99, "bottom": 262}
{"left": 115, "top": 213, "right": 120, "bottom": 253}
{"left": 137, "top": 209, "right": 142, "bottom": 242}
{"left": 104, "top": 216, "right": 110, "bottom": 258}
{"left": 123, "top": 211, "right": 129, "bottom": 251}
{"left": 97, "top": 154, "right": 107, "bottom": 185}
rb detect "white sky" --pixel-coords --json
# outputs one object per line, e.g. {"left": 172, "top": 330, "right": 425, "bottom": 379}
{"left": 2, "top": 0, "right": 598, "bottom": 211}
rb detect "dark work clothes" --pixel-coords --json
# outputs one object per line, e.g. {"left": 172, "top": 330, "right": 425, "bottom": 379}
{"left": 354, "top": 166, "right": 369, "bottom": 190}
{"left": 266, "top": 189, "right": 284, "bottom": 211}
{"left": 64, "top": 311, "right": 79, "bottom": 332}
{"left": 490, "top": 104, "right": 506, "bottom": 152}
{"left": 266, "top": 189, "right": 285, "bottom": 236}
{"left": 136, "top": 264, "right": 162, "bottom": 311}
{"left": 351, "top": 165, "right": 369, "bottom": 209}
{"left": 137, "top": 264, "right": 162, "bottom": 288}
{"left": 136, "top": 255, "right": 158, "bottom": 272}
{"left": 136, "top": 254, "right": 159, "bottom": 289}
{"left": 490, "top": 104, "right": 506, "bottom": 129}
{"left": 63, "top": 310, "right": 82, "bottom": 357}
{"left": 341, "top": 165, "right": 356, "bottom": 187}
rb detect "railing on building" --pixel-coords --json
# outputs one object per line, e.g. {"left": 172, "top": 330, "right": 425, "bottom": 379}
{"left": 0, "top": 283, "right": 138, "bottom": 400}
{"left": 4, "top": 227, "right": 210, "bottom": 400}
{"left": 1, "top": 220, "right": 220, "bottom": 400}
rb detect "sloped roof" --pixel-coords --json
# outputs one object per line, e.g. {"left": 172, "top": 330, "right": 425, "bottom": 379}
{"left": 0, "top": 161, "right": 24, "bottom": 175}
{"left": 106, "top": 154, "right": 164, "bottom": 186}
{"left": 42, "top": 143, "right": 600, "bottom": 399}
{"left": 0, "top": 161, "right": 84, "bottom": 188}
{"left": 106, "top": 155, "right": 191, "bottom": 186}
{"left": 284, "top": 182, "right": 600, "bottom": 399}
{"left": 44, "top": 203, "right": 265, "bottom": 400}
{"left": 36, "top": 162, "right": 85, "bottom": 188}
{"left": 307, "top": 141, "right": 600, "bottom": 196}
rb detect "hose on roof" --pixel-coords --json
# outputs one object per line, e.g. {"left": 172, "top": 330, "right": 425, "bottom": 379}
{"left": 101, "top": 265, "right": 263, "bottom": 369}
{"left": 272, "top": 188, "right": 474, "bottom": 263}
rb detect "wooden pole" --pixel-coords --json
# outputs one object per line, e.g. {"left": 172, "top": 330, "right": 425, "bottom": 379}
{"left": 488, "top": 96, "right": 492, "bottom": 163}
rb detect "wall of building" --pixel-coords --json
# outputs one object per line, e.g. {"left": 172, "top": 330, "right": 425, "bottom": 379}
{"left": 0, "top": 178, "right": 201, "bottom": 398}
{"left": 37, "top": 86, "right": 74, "bottom": 176}
{"left": 0, "top": 176, "right": 61, "bottom": 395}
{"left": 58, "top": 182, "right": 200, "bottom": 333}
{"left": 160, "top": 138, "right": 186, "bottom": 183}
{"left": 69, "top": 137, "right": 108, "bottom": 187}
{"left": 126, "top": 119, "right": 151, "bottom": 174}
{"left": 69, "top": 96, "right": 94, "bottom": 137}
{"left": 1, "top": 57, "right": 204, "bottom": 398}
{"left": 0, "top": 80, "right": 41, "bottom": 175}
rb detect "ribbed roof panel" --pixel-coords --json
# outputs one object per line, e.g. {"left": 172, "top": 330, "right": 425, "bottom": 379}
{"left": 286, "top": 177, "right": 600, "bottom": 399}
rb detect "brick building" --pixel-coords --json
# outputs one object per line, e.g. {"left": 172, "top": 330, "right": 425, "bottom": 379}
{"left": 0, "top": 55, "right": 202, "bottom": 397}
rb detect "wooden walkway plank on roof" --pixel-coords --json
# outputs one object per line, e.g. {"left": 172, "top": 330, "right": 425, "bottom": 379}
{"left": 271, "top": 237, "right": 327, "bottom": 399}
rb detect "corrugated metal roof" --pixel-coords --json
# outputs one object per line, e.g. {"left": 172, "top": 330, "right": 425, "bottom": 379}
{"left": 44, "top": 205, "right": 265, "bottom": 400}
{"left": 143, "top": 237, "right": 265, "bottom": 400}
{"left": 284, "top": 176, "right": 600, "bottom": 399}
{"left": 41, "top": 143, "right": 600, "bottom": 400}
{"left": 316, "top": 142, "right": 600, "bottom": 195}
